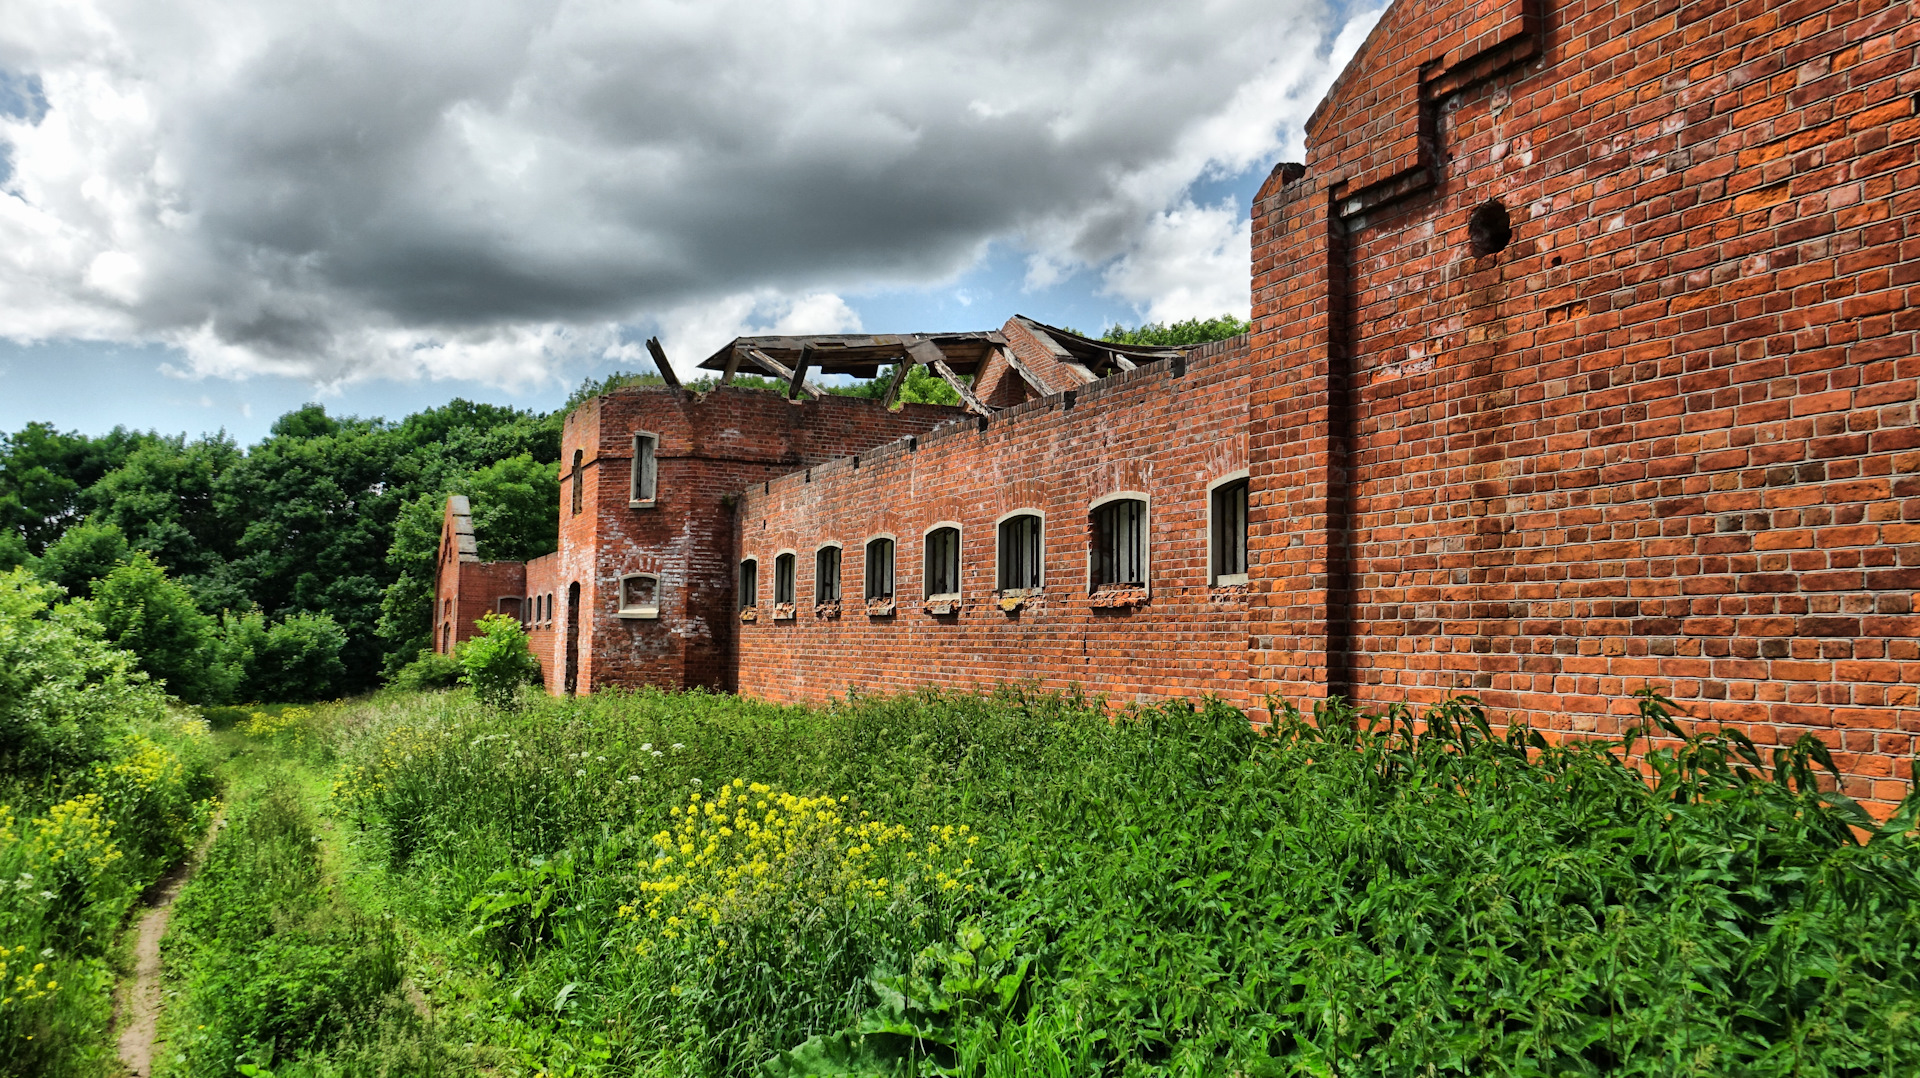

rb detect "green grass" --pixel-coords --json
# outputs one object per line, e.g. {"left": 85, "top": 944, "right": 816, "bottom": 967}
{"left": 256, "top": 686, "right": 1920, "bottom": 1075}
{"left": 157, "top": 766, "right": 447, "bottom": 1077}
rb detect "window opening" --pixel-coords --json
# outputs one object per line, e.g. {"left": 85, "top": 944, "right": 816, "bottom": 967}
{"left": 1212, "top": 479, "right": 1249, "bottom": 584}
{"left": 865, "top": 537, "right": 895, "bottom": 600}
{"left": 498, "top": 596, "right": 522, "bottom": 620}
{"left": 739, "top": 559, "right": 758, "bottom": 609}
{"left": 1092, "top": 498, "right": 1147, "bottom": 587}
{"left": 997, "top": 514, "right": 1043, "bottom": 590}
{"left": 774, "top": 553, "right": 796, "bottom": 605}
{"left": 925, "top": 527, "right": 960, "bottom": 598}
{"left": 618, "top": 574, "right": 660, "bottom": 618}
{"left": 815, "top": 546, "right": 841, "bottom": 603}
{"left": 570, "top": 449, "right": 584, "bottom": 515}
{"left": 631, "top": 433, "right": 658, "bottom": 504}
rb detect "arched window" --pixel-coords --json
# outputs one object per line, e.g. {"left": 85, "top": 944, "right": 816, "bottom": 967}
{"left": 1091, "top": 496, "right": 1148, "bottom": 588}
{"left": 815, "top": 545, "right": 842, "bottom": 603}
{"left": 1209, "top": 474, "right": 1249, "bottom": 585}
{"left": 924, "top": 525, "right": 961, "bottom": 599}
{"left": 617, "top": 573, "right": 660, "bottom": 619}
{"left": 774, "top": 552, "right": 797, "bottom": 605}
{"left": 739, "top": 558, "right": 759, "bottom": 609}
{"left": 996, "top": 512, "right": 1043, "bottom": 591}
{"left": 864, "top": 537, "right": 895, "bottom": 600}
{"left": 570, "top": 449, "right": 585, "bottom": 515}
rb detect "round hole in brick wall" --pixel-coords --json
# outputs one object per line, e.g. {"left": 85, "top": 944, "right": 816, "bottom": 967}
{"left": 1468, "top": 199, "right": 1513, "bottom": 256}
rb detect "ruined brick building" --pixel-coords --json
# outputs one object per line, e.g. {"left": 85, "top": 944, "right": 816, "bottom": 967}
{"left": 438, "top": 0, "right": 1920, "bottom": 811}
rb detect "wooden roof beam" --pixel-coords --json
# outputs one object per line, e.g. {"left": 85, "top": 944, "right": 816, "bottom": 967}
{"left": 645, "top": 336, "right": 681, "bottom": 388}
{"left": 907, "top": 339, "right": 992, "bottom": 417}
{"left": 996, "top": 345, "right": 1054, "bottom": 397}
{"left": 745, "top": 348, "right": 826, "bottom": 398}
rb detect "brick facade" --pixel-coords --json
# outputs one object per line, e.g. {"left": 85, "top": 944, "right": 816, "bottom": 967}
{"left": 439, "top": 0, "right": 1920, "bottom": 811}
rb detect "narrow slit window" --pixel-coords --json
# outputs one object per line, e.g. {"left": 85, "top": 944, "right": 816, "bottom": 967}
{"left": 739, "top": 559, "right": 758, "bottom": 609}
{"left": 925, "top": 527, "right": 960, "bottom": 598}
{"left": 570, "top": 449, "right": 584, "bottom": 515}
{"left": 774, "top": 553, "right": 796, "bottom": 605}
{"left": 631, "top": 433, "right": 658, "bottom": 504}
{"left": 1212, "top": 479, "right": 1249, "bottom": 584}
{"left": 618, "top": 574, "right": 660, "bottom": 618}
{"left": 1092, "top": 498, "right": 1147, "bottom": 587}
{"left": 997, "top": 514, "right": 1043, "bottom": 590}
{"left": 865, "top": 538, "right": 895, "bottom": 600}
{"left": 815, "top": 546, "right": 841, "bottom": 603}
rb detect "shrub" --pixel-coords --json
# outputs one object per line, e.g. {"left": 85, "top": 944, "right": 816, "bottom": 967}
{"left": 31, "top": 520, "right": 131, "bottom": 600}
{"left": 0, "top": 568, "right": 169, "bottom": 774}
{"left": 456, "top": 613, "right": 540, "bottom": 710}
{"left": 388, "top": 649, "right": 463, "bottom": 693}
{"left": 218, "top": 610, "right": 348, "bottom": 703}
{"left": 88, "top": 553, "right": 231, "bottom": 705}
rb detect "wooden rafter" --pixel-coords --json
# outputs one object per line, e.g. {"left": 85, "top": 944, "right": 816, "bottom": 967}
{"left": 720, "top": 344, "right": 744, "bottom": 385}
{"left": 881, "top": 357, "right": 913, "bottom": 409}
{"left": 746, "top": 348, "right": 826, "bottom": 398}
{"left": 645, "top": 337, "right": 681, "bottom": 388}
{"left": 996, "top": 346, "right": 1054, "bottom": 397}
{"left": 908, "top": 339, "right": 991, "bottom": 417}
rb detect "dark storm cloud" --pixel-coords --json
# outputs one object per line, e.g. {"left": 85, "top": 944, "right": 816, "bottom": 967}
{"left": 0, "top": 0, "right": 1370, "bottom": 384}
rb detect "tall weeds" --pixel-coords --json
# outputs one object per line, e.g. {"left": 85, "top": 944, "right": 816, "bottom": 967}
{"left": 323, "top": 687, "right": 1920, "bottom": 1076}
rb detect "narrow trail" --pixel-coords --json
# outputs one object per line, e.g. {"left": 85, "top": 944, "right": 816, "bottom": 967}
{"left": 115, "top": 804, "right": 227, "bottom": 1078}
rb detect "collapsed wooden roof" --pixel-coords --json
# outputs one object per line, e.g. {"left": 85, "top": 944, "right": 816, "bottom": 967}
{"left": 692, "top": 316, "right": 1186, "bottom": 414}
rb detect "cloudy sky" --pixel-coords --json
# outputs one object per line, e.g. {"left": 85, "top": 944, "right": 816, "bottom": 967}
{"left": 0, "top": 0, "right": 1382, "bottom": 441}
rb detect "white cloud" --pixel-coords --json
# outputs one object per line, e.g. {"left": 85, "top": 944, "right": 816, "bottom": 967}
{"left": 0, "top": 0, "right": 1381, "bottom": 387}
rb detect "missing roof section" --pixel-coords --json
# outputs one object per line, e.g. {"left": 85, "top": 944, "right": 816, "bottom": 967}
{"left": 694, "top": 317, "right": 1186, "bottom": 384}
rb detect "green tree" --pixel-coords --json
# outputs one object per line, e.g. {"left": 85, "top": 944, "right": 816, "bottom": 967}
{"left": 457, "top": 613, "right": 541, "bottom": 710}
{"left": 88, "top": 553, "right": 233, "bottom": 705}
{"left": 0, "top": 568, "right": 169, "bottom": 774}
{"left": 0, "top": 421, "right": 148, "bottom": 554}
{"left": 1101, "top": 314, "right": 1250, "bottom": 347}
{"left": 89, "top": 432, "right": 244, "bottom": 601}
{"left": 34, "top": 519, "right": 132, "bottom": 599}
{"left": 218, "top": 610, "right": 348, "bottom": 703}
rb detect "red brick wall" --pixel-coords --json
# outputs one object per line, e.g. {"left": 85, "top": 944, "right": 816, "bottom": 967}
{"left": 1249, "top": 0, "right": 1920, "bottom": 811}
{"left": 733, "top": 336, "right": 1253, "bottom": 706}
{"left": 556, "top": 387, "right": 963, "bottom": 695}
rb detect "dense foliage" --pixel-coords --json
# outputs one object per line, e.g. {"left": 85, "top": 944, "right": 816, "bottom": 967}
{"left": 312, "top": 686, "right": 1920, "bottom": 1077}
{"left": 0, "top": 569, "right": 219, "bottom": 1077}
{"left": 0, "top": 400, "right": 561, "bottom": 696}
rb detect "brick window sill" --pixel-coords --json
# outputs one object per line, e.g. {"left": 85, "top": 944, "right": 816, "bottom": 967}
{"left": 995, "top": 588, "right": 1041, "bottom": 612}
{"left": 616, "top": 607, "right": 660, "bottom": 620}
{"left": 814, "top": 600, "right": 842, "bottom": 619}
{"left": 865, "top": 599, "right": 897, "bottom": 617}
{"left": 1090, "top": 585, "right": 1148, "bottom": 609}
{"left": 739, "top": 607, "right": 759, "bottom": 623}
{"left": 772, "top": 603, "right": 797, "bottom": 621}
{"left": 627, "top": 499, "right": 657, "bottom": 510}
{"left": 923, "top": 596, "right": 960, "bottom": 616}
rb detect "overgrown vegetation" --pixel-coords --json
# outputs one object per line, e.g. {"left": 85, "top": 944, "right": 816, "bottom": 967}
{"left": 0, "top": 400, "right": 561, "bottom": 697}
{"left": 301, "top": 684, "right": 1920, "bottom": 1076}
{"left": 0, "top": 569, "right": 219, "bottom": 1078}
{"left": 158, "top": 770, "right": 446, "bottom": 1077}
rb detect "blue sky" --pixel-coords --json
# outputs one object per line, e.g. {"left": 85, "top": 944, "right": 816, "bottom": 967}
{"left": 0, "top": 1, "right": 1382, "bottom": 443}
